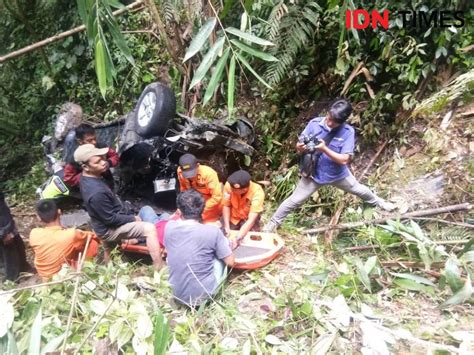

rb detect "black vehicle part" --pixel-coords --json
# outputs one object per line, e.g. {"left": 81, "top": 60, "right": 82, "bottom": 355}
{"left": 134, "top": 82, "right": 176, "bottom": 138}
{"left": 230, "top": 118, "right": 255, "bottom": 145}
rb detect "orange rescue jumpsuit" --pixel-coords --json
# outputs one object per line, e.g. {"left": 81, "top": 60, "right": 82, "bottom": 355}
{"left": 177, "top": 165, "right": 223, "bottom": 223}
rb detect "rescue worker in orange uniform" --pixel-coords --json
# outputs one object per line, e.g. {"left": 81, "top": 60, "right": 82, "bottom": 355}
{"left": 177, "top": 154, "right": 223, "bottom": 224}
{"left": 222, "top": 170, "right": 265, "bottom": 240}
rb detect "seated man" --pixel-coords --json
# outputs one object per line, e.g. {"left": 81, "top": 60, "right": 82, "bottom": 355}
{"left": 222, "top": 170, "right": 265, "bottom": 240}
{"left": 164, "top": 190, "right": 234, "bottom": 307}
{"left": 177, "top": 154, "right": 222, "bottom": 224}
{"left": 75, "top": 144, "right": 163, "bottom": 270}
{"left": 63, "top": 123, "right": 119, "bottom": 188}
{"left": 29, "top": 199, "right": 99, "bottom": 280}
{"left": 0, "top": 192, "right": 34, "bottom": 282}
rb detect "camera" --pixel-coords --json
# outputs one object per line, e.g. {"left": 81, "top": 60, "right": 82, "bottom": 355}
{"left": 299, "top": 134, "right": 321, "bottom": 153}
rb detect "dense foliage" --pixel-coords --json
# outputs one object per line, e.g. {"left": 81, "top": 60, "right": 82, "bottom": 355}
{"left": 1, "top": 0, "right": 473, "bottom": 185}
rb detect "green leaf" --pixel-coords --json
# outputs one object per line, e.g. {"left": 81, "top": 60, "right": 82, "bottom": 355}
{"left": 390, "top": 272, "right": 435, "bottom": 286}
{"left": 231, "top": 39, "right": 278, "bottom": 62}
{"left": 183, "top": 17, "right": 217, "bottom": 62}
{"left": 0, "top": 331, "right": 19, "bottom": 355}
{"left": 354, "top": 257, "right": 371, "bottom": 293}
{"left": 227, "top": 55, "right": 236, "bottom": 118}
{"left": 95, "top": 38, "right": 108, "bottom": 98}
{"left": 107, "top": 0, "right": 125, "bottom": 9}
{"left": 347, "top": 0, "right": 360, "bottom": 44}
{"left": 85, "top": 2, "right": 97, "bottom": 45}
{"left": 153, "top": 310, "right": 170, "bottom": 355}
{"left": 203, "top": 47, "right": 230, "bottom": 105}
{"left": 441, "top": 275, "right": 473, "bottom": 307}
{"left": 235, "top": 53, "right": 272, "bottom": 90}
{"left": 104, "top": 15, "right": 134, "bottom": 65}
{"left": 393, "top": 278, "right": 433, "bottom": 292}
{"left": 409, "top": 220, "right": 425, "bottom": 240}
{"left": 225, "top": 27, "right": 274, "bottom": 46}
{"left": 364, "top": 256, "right": 377, "bottom": 274}
{"left": 444, "top": 258, "right": 464, "bottom": 293}
{"left": 460, "top": 239, "right": 474, "bottom": 256}
{"left": 41, "top": 333, "right": 66, "bottom": 355}
{"left": 244, "top": 155, "right": 251, "bottom": 166}
{"left": 76, "top": 0, "right": 88, "bottom": 25}
{"left": 460, "top": 251, "right": 474, "bottom": 263}
{"left": 27, "top": 308, "right": 42, "bottom": 355}
{"left": 189, "top": 36, "right": 225, "bottom": 90}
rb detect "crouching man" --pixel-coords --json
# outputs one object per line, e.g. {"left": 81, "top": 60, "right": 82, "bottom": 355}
{"left": 75, "top": 144, "right": 163, "bottom": 270}
{"left": 222, "top": 170, "right": 265, "bottom": 241}
{"left": 164, "top": 190, "right": 235, "bottom": 307}
{"left": 29, "top": 199, "right": 99, "bottom": 280}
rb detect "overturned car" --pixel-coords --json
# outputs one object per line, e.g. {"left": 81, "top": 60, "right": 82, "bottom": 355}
{"left": 40, "top": 82, "right": 255, "bottom": 205}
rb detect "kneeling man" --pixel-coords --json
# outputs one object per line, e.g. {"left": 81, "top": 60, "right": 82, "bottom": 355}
{"left": 164, "top": 190, "right": 234, "bottom": 307}
{"left": 29, "top": 199, "right": 99, "bottom": 280}
{"left": 222, "top": 170, "right": 265, "bottom": 240}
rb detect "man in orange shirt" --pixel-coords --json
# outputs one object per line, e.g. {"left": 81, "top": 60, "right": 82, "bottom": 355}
{"left": 177, "top": 154, "right": 222, "bottom": 223}
{"left": 29, "top": 199, "right": 99, "bottom": 280}
{"left": 222, "top": 170, "right": 265, "bottom": 240}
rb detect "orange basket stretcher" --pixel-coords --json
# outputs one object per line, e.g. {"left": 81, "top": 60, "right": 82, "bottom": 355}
{"left": 231, "top": 231, "right": 284, "bottom": 270}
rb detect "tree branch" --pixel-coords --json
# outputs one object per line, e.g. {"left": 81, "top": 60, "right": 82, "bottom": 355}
{"left": 0, "top": 0, "right": 145, "bottom": 63}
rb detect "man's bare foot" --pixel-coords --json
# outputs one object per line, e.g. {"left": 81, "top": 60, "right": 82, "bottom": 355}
{"left": 125, "top": 238, "right": 139, "bottom": 245}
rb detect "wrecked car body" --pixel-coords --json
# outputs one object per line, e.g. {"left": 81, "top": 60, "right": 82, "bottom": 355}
{"left": 40, "top": 82, "right": 255, "bottom": 203}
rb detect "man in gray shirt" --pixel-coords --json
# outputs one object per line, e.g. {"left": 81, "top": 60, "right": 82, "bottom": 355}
{"left": 164, "top": 190, "right": 235, "bottom": 307}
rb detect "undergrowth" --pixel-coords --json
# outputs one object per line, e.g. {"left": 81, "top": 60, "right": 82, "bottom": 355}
{"left": 1, "top": 219, "right": 472, "bottom": 353}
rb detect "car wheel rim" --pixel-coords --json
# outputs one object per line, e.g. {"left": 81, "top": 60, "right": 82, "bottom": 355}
{"left": 137, "top": 91, "right": 157, "bottom": 127}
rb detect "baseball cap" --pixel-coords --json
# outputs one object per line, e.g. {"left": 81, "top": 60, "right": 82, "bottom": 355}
{"left": 227, "top": 170, "right": 251, "bottom": 188}
{"left": 74, "top": 144, "right": 109, "bottom": 164}
{"left": 179, "top": 154, "right": 198, "bottom": 178}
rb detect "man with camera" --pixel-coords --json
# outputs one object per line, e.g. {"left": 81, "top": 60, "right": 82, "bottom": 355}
{"left": 264, "top": 99, "right": 395, "bottom": 232}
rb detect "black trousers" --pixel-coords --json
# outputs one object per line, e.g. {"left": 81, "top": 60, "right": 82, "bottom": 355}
{"left": 0, "top": 234, "right": 30, "bottom": 281}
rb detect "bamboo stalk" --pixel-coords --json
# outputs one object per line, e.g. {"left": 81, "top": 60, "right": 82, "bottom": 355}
{"left": 305, "top": 203, "right": 472, "bottom": 234}
{"left": 0, "top": 1, "right": 145, "bottom": 63}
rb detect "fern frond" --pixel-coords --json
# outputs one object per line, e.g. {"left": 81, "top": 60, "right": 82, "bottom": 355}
{"left": 266, "top": 2, "right": 288, "bottom": 42}
{"left": 163, "top": 0, "right": 176, "bottom": 25}
{"left": 263, "top": 1, "right": 322, "bottom": 86}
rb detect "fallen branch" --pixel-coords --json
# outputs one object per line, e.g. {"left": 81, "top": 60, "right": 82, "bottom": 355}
{"left": 305, "top": 203, "right": 472, "bottom": 234}
{"left": 0, "top": 1, "right": 145, "bottom": 63}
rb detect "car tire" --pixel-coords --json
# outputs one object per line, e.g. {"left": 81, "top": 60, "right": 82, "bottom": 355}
{"left": 134, "top": 82, "right": 176, "bottom": 138}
